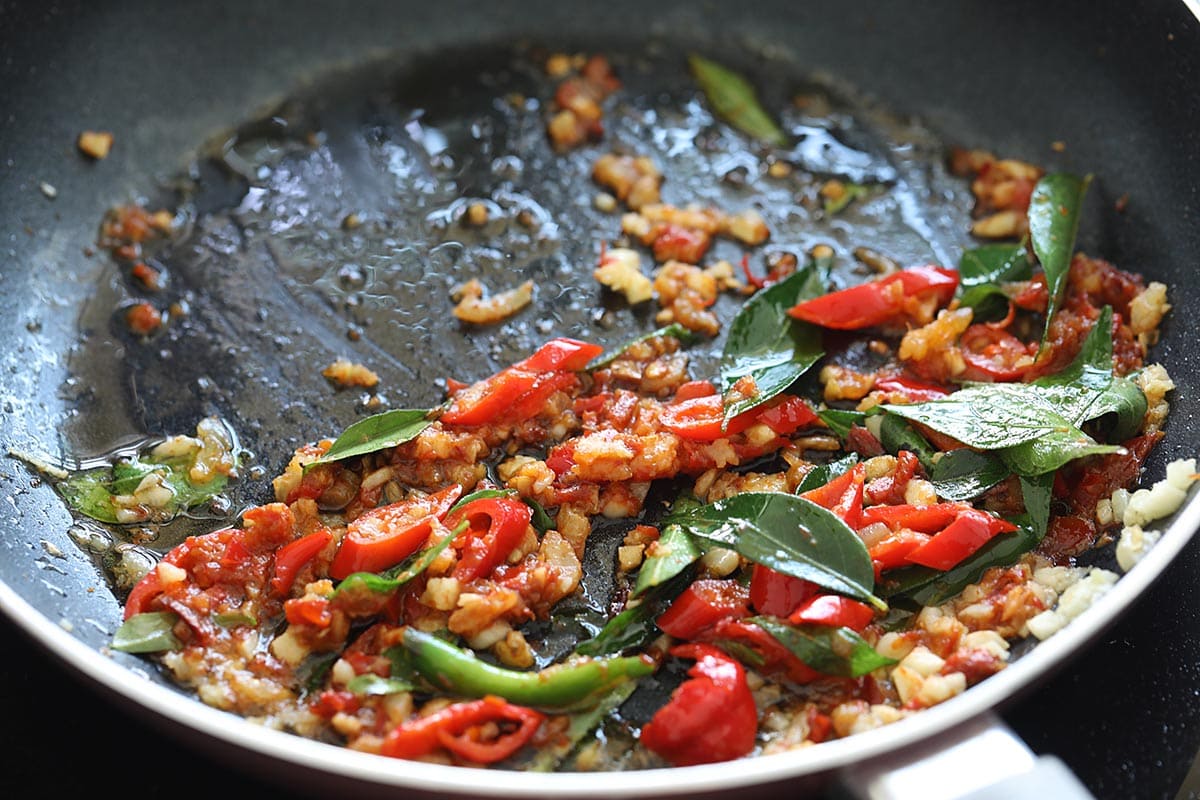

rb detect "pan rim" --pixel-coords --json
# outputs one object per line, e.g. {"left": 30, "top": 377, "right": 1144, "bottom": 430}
{"left": 3, "top": 481, "right": 1198, "bottom": 796}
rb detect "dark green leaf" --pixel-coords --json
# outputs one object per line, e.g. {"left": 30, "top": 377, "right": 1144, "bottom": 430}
{"left": 667, "top": 492, "right": 884, "bottom": 610}
{"left": 958, "top": 242, "right": 1032, "bottom": 288}
{"left": 346, "top": 673, "right": 415, "bottom": 696}
{"left": 1029, "top": 306, "right": 1146, "bottom": 441}
{"left": 878, "top": 415, "right": 937, "bottom": 469}
{"left": 526, "top": 681, "right": 638, "bottom": 772}
{"left": 880, "top": 523, "right": 1042, "bottom": 606}
{"left": 633, "top": 521, "right": 700, "bottom": 597}
{"left": 883, "top": 383, "right": 1118, "bottom": 476}
{"left": 1019, "top": 472, "right": 1054, "bottom": 540}
{"left": 751, "top": 617, "right": 895, "bottom": 677}
{"left": 111, "top": 611, "right": 182, "bottom": 653}
{"left": 818, "top": 408, "right": 870, "bottom": 440}
{"left": 576, "top": 572, "right": 693, "bottom": 657}
{"left": 587, "top": 323, "right": 697, "bottom": 371}
{"left": 720, "top": 260, "right": 826, "bottom": 422}
{"left": 795, "top": 454, "right": 860, "bottom": 494}
{"left": 311, "top": 408, "right": 432, "bottom": 466}
{"left": 929, "top": 449, "right": 1010, "bottom": 501}
{"left": 1028, "top": 173, "right": 1091, "bottom": 348}
{"left": 525, "top": 497, "right": 556, "bottom": 533}
{"left": 956, "top": 241, "right": 1033, "bottom": 319}
{"left": 688, "top": 53, "right": 788, "bottom": 146}
{"left": 997, "top": 432, "right": 1118, "bottom": 477}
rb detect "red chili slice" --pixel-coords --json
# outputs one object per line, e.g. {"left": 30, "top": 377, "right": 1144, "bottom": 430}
{"left": 445, "top": 496, "right": 533, "bottom": 582}
{"left": 381, "top": 695, "right": 545, "bottom": 764}
{"left": 328, "top": 485, "right": 462, "bottom": 579}
{"left": 639, "top": 644, "right": 758, "bottom": 767}
{"left": 656, "top": 578, "right": 751, "bottom": 640}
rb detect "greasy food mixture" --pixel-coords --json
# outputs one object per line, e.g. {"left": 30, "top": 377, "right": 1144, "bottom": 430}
{"left": 57, "top": 48, "right": 1191, "bottom": 771}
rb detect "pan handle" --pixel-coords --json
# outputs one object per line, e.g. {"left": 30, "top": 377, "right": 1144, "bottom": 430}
{"left": 834, "top": 711, "right": 1096, "bottom": 800}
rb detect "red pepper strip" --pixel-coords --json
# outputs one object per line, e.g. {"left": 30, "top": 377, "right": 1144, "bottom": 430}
{"left": 904, "top": 508, "right": 1017, "bottom": 570}
{"left": 661, "top": 392, "right": 818, "bottom": 442}
{"left": 659, "top": 393, "right": 755, "bottom": 441}
{"left": 807, "top": 706, "right": 833, "bottom": 743}
{"left": 441, "top": 337, "right": 604, "bottom": 426}
{"left": 859, "top": 502, "right": 967, "bottom": 533}
{"left": 702, "top": 618, "right": 822, "bottom": 685}
{"left": 786, "top": 266, "right": 959, "bottom": 330}
{"left": 270, "top": 529, "right": 333, "bottom": 598}
{"left": 656, "top": 578, "right": 751, "bottom": 640}
{"left": 873, "top": 375, "right": 950, "bottom": 402}
{"left": 381, "top": 695, "right": 545, "bottom": 764}
{"left": 788, "top": 594, "right": 876, "bottom": 632}
{"left": 749, "top": 563, "right": 819, "bottom": 617}
{"left": 755, "top": 395, "right": 820, "bottom": 436}
{"left": 328, "top": 485, "right": 463, "bottom": 580}
{"left": 123, "top": 568, "right": 165, "bottom": 620}
{"left": 958, "top": 324, "right": 1036, "bottom": 382}
{"left": 445, "top": 496, "right": 533, "bottom": 582}
{"left": 639, "top": 644, "right": 758, "bottom": 767}
{"left": 518, "top": 337, "right": 604, "bottom": 372}
{"left": 867, "top": 529, "right": 931, "bottom": 576}
{"left": 801, "top": 462, "right": 866, "bottom": 529}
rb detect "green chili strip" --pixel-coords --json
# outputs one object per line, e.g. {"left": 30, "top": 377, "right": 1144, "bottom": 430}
{"left": 400, "top": 627, "right": 656, "bottom": 711}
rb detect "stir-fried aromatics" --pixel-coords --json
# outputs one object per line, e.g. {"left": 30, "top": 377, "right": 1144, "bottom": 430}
{"left": 81, "top": 51, "right": 1191, "bottom": 772}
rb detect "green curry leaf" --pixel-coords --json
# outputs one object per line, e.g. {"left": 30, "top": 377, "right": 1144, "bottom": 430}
{"left": 688, "top": 53, "right": 788, "bottom": 146}
{"left": 666, "top": 492, "right": 884, "bottom": 610}
{"left": 311, "top": 408, "right": 433, "bottom": 466}
{"left": 111, "top": 611, "right": 182, "bottom": 654}
{"left": 720, "top": 258, "right": 827, "bottom": 422}
{"left": 1028, "top": 172, "right": 1091, "bottom": 348}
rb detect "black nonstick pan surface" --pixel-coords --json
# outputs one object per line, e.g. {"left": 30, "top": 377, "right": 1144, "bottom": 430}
{"left": 2, "top": 0, "right": 1199, "bottom": 797}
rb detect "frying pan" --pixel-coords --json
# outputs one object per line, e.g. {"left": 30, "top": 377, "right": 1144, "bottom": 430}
{"left": 2, "top": 0, "right": 1199, "bottom": 797}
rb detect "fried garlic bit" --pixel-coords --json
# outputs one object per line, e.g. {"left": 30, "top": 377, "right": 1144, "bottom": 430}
{"left": 451, "top": 278, "right": 534, "bottom": 324}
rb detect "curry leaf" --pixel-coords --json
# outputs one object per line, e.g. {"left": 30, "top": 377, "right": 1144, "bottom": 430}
{"left": 882, "top": 383, "right": 1118, "bottom": 476}
{"left": 587, "top": 323, "right": 697, "bottom": 371}
{"left": 58, "top": 454, "right": 229, "bottom": 525}
{"left": 111, "top": 611, "right": 182, "bottom": 654}
{"left": 633, "top": 521, "right": 701, "bottom": 597}
{"left": 1029, "top": 306, "right": 1145, "bottom": 440}
{"left": 311, "top": 408, "right": 432, "bottom": 466}
{"left": 929, "top": 449, "right": 1010, "bottom": 501}
{"left": 666, "top": 492, "right": 884, "bottom": 610}
{"left": 878, "top": 415, "right": 937, "bottom": 469}
{"left": 1028, "top": 173, "right": 1091, "bottom": 348}
{"left": 720, "top": 260, "right": 826, "bottom": 422}
{"left": 688, "top": 53, "right": 788, "bottom": 146}
{"left": 751, "top": 617, "right": 895, "bottom": 677}
{"left": 526, "top": 680, "right": 638, "bottom": 772}
{"left": 1019, "top": 472, "right": 1054, "bottom": 541}
{"left": 817, "top": 408, "right": 870, "bottom": 440}
{"left": 957, "top": 241, "right": 1033, "bottom": 319}
{"left": 997, "top": 432, "right": 1118, "bottom": 476}
{"left": 795, "top": 454, "right": 860, "bottom": 494}
{"left": 576, "top": 571, "right": 692, "bottom": 657}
